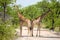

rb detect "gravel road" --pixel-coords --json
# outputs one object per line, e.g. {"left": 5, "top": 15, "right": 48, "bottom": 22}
{"left": 15, "top": 27, "right": 60, "bottom": 40}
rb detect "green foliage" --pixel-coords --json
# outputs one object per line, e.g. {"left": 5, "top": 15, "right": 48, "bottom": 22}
{"left": 20, "top": 0, "right": 60, "bottom": 32}
{"left": 38, "top": 0, "right": 60, "bottom": 31}
{"left": 0, "top": 20, "right": 15, "bottom": 40}
{"left": 0, "top": 0, "right": 16, "bottom": 21}
{"left": 0, "top": 0, "right": 19, "bottom": 40}
{"left": 54, "top": 18, "right": 60, "bottom": 27}
{"left": 0, "top": 0, "right": 16, "bottom": 12}
{"left": 21, "top": 5, "right": 42, "bottom": 20}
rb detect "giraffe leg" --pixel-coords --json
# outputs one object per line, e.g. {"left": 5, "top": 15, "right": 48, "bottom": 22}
{"left": 29, "top": 20, "right": 34, "bottom": 37}
{"left": 29, "top": 23, "right": 33, "bottom": 36}
{"left": 36, "top": 27, "right": 38, "bottom": 37}
{"left": 32, "top": 22, "right": 34, "bottom": 37}
{"left": 20, "top": 22, "right": 22, "bottom": 37}
{"left": 39, "top": 28, "right": 40, "bottom": 37}
{"left": 20, "top": 25, "right": 22, "bottom": 37}
{"left": 27, "top": 25, "right": 29, "bottom": 36}
{"left": 28, "top": 27, "right": 30, "bottom": 36}
{"left": 32, "top": 27, "right": 33, "bottom": 36}
{"left": 27, "top": 23, "right": 31, "bottom": 37}
{"left": 30, "top": 27, "right": 33, "bottom": 37}
{"left": 39, "top": 23, "right": 40, "bottom": 37}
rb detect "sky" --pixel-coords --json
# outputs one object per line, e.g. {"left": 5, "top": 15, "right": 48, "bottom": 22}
{"left": 16, "top": 0, "right": 41, "bottom": 7}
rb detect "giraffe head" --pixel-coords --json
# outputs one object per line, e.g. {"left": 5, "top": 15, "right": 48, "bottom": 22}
{"left": 13, "top": 5, "right": 21, "bottom": 13}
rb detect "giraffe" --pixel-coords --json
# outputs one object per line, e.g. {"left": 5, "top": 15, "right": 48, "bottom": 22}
{"left": 15, "top": 6, "right": 32, "bottom": 37}
{"left": 18, "top": 12, "right": 32, "bottom": 37}
{"left": 32, "top": 8, "right": 51, "bottom": 37}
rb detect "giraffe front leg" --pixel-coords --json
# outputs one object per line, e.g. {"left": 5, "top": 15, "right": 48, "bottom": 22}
{"left": 36, "top": 27, "right": 38, "bottom": 37}
{"left": 28, "top": 27, "right": 30, "bottom": 36}
{"left": 31, "top": 22, "right": 34, "bottom": 37}
{"left": 30, "top": 27, "right": 33, "bottom": 37}
{"left": 39, "top": 28, "right": 40, "bottom": 37}
{"left": 27, "top": 21, "right": 31, "bottom": 37}
{"left": 20, "top": 26, "right": 22, "bottom": 37}
{"left": 20, "top": 22, "right": 22, "bottom": 37}
{"left": 31, "top": 27, "right": 33, "bottom": 36}
{"left": 38, "top": 24, "right": 41, "bottom": 37}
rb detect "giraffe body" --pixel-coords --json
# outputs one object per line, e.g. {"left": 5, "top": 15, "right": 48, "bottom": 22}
{"left": 18, "top": 12, "right": 31, "bottom": 36}
{"left": 32, "top": 9, "right": 51, "bottom": 37}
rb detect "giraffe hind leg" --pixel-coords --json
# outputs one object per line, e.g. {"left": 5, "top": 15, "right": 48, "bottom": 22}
{"left": 20, "top": 22, "right": 22, "bottom": 37}
{"left": 20, "top": 26, "right": 22, "bottom": 37}
{"left": 30, "top": 27, "right": 33, "bottom": 36}
{"left": 38, "top": 24, "right": 40, "bottom": 37}
{"left": 36, "top": 27, "right": 38, "bottom": 37}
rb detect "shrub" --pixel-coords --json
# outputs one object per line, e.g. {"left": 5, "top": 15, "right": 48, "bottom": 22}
{"left": 0, "top": 20, "right": 15, "bottom": 40}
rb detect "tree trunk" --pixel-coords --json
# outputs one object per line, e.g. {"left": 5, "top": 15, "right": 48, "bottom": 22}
{"left": 3, "top": 2, "right": 6, "bottom": 22}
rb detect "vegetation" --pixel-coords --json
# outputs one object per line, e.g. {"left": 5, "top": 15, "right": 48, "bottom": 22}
{"left": 0, "top": 19, "right": 15, "bottom": 40}
{"left": 0, "top": 0, "right": 17, "bottom": 40}
{"left": 21, "top": 0, "right": 60, "bottom": 32}
{"left": 0, "top": 0, "right": 60, "bottom": 40}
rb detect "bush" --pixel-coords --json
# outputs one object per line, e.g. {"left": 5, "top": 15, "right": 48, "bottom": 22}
{"left": 54, "top": 27, "right": 60, "bottom": 32}
{"left": 0, "top": 20, "right": 15, "bottom": 40}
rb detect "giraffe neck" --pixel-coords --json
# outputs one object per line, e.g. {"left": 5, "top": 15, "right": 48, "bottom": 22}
{"left": 18, "top": 12, "right": 25, "bottom": 21}
{"left": 40, "top": 9, "right": 50, "bottom": 19}
{"left": 33, "top": 9, "right": 50, "bottom": 22}
{"left": 18, "top": 12, "right": 30, "bottom": 23}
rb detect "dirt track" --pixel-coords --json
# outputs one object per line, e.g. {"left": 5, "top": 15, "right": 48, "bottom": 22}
{"left": 15, "top": 27, "right": 60, "bottom": 40}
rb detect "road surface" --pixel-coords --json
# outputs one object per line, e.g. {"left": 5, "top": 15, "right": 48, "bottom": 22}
{"left": 15, "top": 27, "right": 60, "bottom": 40}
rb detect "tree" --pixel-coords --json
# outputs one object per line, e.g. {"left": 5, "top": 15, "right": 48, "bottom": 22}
{"left": 21, "top": 0, "right": 60, "bottom": 31}
{"left": 36, "top": 0, "right": 60, "bottom": 31}
{"left": 0, "top": 0, "right": 16, "bottom": 22}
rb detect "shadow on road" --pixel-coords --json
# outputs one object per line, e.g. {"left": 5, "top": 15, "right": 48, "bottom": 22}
{"left": 20, "top": 35, "right": 60, "bottom": 38}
